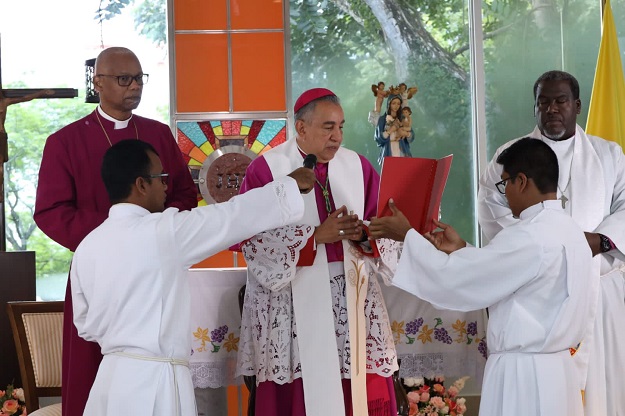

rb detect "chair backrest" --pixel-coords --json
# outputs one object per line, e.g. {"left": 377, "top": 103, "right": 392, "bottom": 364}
{"left": 6, "top": 301, "right": 64, "bottom": 412}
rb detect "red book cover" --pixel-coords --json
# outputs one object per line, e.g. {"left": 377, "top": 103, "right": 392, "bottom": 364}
{"left": 377, "top": 155, "right": 453, "bottom": 234}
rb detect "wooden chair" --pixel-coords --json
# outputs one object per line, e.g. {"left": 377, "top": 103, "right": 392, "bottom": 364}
{"left": 6, "top": 301, "right": 63, "bottom": 415}
{"left": 238, "top": 285, "right": 256, "bottom": 416}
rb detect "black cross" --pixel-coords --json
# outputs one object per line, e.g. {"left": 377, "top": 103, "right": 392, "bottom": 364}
{"left": 0, "top": 34, "right": 78, "bottom": 251}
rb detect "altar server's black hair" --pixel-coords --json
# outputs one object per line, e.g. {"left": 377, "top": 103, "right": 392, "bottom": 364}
{"left": 496, "top": 137, "right": 559, "bottom": 194}
{"left": 101, "top": 139, "right": 159, "bottom": 203}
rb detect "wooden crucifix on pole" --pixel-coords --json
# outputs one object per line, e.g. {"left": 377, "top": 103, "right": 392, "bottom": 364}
{"left": 0, "top": 34, "right": 78, "bottom": 251}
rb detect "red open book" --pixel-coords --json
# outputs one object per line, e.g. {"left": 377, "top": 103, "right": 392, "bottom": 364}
{"left": 377, "top": 155, "right": 453, "bottom": 234}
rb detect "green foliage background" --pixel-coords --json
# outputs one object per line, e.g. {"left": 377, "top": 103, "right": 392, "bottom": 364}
{"left": 5, "top": 83, "right": 92, "bottom": 277}
{"left": 6, "top": 0, "right": 624, "bottom": 288}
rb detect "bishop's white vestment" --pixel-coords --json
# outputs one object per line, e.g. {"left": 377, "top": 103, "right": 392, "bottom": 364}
{"left": 71, "top": 177, "right": 305, "bottom": 416}
{"left": 393, "top": 201, "right": 598, "bottom": 416}
{"left": 478, "top": 125, "right": 625, "bottom": 415}
{"left": 236, "top": 138, "right": 398, "bottom": 416}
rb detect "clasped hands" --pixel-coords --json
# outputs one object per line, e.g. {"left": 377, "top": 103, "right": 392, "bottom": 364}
{"left": 315, "top": 205, "right": 364, "bottom": 244}
{"left": 368, "top": 199, "right": 466, "bottom": 254}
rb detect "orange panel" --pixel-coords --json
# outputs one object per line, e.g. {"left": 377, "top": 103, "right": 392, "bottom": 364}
{"left": 232, "top": 33, "right": 286, "bottom": 112}
{"left": 192, "top": 250, "right": 247, "bottom": 268}
{"left": 230, "top": 0, "right": 284, "bottom": 30}
{"left": 174, "top": 0, "right": 227, "bottom": 30}
{"left": 175, "top": 34, "right": 229, "bottom": 113}
{"left": 226, "top": 385, "right": 250, "bottom": 415}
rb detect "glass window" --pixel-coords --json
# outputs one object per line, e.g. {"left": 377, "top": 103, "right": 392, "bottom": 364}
{"left": 483, "top": 0, "right": 603, "bottom": 155}
{"left": 290, "top": 0, "right": 476, "bottom": 242}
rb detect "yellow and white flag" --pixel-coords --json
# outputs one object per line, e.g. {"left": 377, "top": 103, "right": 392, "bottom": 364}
{"left": 586, "top": 0, "right": 625, "bottom": 147}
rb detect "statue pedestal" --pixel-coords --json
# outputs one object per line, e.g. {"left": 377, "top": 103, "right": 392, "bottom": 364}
{"left": 0, "top": 251, "right": 36, "bottom": 387}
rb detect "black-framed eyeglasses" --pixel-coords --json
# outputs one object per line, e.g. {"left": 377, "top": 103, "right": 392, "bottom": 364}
{"left": 143, "top": 173, "right": 169, "bottom": 184}
{"left": 96, "top": 74, "right": 149, "bottom": 86}
{"left": 495, "top": 175, "right": 516, "bottom": 194}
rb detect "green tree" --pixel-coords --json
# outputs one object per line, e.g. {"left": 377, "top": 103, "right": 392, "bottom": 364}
{"left": 97, "top": 0, "right": 167, "bottom": 46}
{"left": 4, "top": 84, "right": 92, "bottom": 277}
{"left": 288, "top": 0, "right": 604, "bottom": 240}
{"left": 101, "top": 0, "right": 611, "bottom": 241}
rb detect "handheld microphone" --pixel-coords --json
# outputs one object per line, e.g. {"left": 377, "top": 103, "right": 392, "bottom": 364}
{"left": 299, "top": 154, "right": 317, "bottom": 194}
{"left": 303, "top": 154, "right": 317, "bottom": 169}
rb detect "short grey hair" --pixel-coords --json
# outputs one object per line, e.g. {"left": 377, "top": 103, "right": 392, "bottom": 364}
{"left": 294, "top": 95, "right": 341, "bottom": 123}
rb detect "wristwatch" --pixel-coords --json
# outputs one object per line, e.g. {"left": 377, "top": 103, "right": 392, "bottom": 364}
{"left": 599, "top": 234, "right": 613, "bottom": 253}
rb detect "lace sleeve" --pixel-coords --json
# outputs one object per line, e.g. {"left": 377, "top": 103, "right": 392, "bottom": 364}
{"left": 376, "top": 238, "right": 402, "bottom": 286}
{"left": 242, "top": 225, "right": 315, "bottom": 291}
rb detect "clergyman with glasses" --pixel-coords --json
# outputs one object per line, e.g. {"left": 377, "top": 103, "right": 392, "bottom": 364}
{"left": 34, "top": 46, "right": 197, "bottom": 416}
{"left": 369, "top": 138, "right": 598, "bottom": 416}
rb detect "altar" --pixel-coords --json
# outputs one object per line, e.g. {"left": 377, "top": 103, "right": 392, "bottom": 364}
{"left": 188, "top": 268, "right": 247, "bottom": 389}
{"left": 187, "top": 268, "right": 486, "bottom": 395}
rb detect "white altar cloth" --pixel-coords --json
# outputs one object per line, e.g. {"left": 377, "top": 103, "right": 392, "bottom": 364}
{"left": 380, "top": 284, "right": 486, "bottom": 395}
{"left": 188, "top": 268, "right": 486, "bottom": 395}
{"left": 189, "top": 268, "right": 247, "bottom": 389}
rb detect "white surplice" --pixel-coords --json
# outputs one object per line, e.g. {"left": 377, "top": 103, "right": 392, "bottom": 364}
{"left": 478, "top": 126, "right": 625, "bottom": 415}
{"left": 393, "top": 201, "right": 598, "bottom": 416}
{"left": 236, "top": 139, "right": 397, "bottom": 416}
{"left": 70, "top": 177, "right": 305, "bottom": 416}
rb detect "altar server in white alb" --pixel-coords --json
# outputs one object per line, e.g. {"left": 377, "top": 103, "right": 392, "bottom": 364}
{"left": 478, "top": 70, "right": 625, "bottom": 416}
{"left": 369, "top": 138, "right": 599, "bottom": 416}
{"left": 70, "top": 139, "right": 315, "bottom": 416}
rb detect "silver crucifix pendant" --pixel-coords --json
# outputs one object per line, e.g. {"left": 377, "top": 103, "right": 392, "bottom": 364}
{"left": 559, "top": 194, "right": 568, "bottom": 209}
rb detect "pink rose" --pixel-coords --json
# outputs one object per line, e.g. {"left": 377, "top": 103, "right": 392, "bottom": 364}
{"left": 456, "top": 404, "right": 467, "bottom": 414}
{"left": 420, "top": 392, "right": 430, "bottom": 402}
{"left": 407, "top": 391, "right": 421, "bottom": 404}
{"left": 432, "top": 383, "right": 445, "bottom": 394}
{"left": 1, "top": 399, "right": 18, "bottom": 415}
{"left": 429, "top": 396, "right": 445, "bottom": 409}
{"left": 447, "top": 386, "right": 459, "bottom": 397}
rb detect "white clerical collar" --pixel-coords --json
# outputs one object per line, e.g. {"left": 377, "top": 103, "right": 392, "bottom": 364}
{"left": 296, "top": 142, "right": 312, "bottom": 159}
{"left": 109, "top": 203, "right": 150, "bottom": 218}
{"left": 97, "top": 105, "right": 133, "bottom": 130}
{"left": 519, "top": 199, "right": 561, "bottom": 219}
{"left": 540, "top": 130, "right": 575, "bottom": 143}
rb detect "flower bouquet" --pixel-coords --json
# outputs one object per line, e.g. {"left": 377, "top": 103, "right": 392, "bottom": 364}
{"left": 0, "top": 385, "right": 27, "bottom": 415}
{"left": 403, "top": 376, "right": 469, "bottom": 416}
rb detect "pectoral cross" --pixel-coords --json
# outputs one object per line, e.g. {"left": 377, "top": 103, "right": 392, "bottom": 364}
{"left": 0, "top": 34, "right": 78, "bottom": 250}
{"left": 559, "top": 194, "right": 569, "bottom": 209}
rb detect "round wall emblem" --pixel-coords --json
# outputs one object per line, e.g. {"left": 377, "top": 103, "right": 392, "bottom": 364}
{"left": 198, "top": 145, "right": 258, "bottom": 204}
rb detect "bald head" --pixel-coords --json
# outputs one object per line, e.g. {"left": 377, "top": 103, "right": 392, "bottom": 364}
{"left": 94, "top": 47, "right": 145, "bottom": 120}
{"left": 95, "top": 47, "right": 140, "bottom": 74}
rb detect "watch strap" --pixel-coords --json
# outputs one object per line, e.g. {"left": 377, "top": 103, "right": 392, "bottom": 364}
{"left": 599, "top": 233, "right": 615, "bottom": 253}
